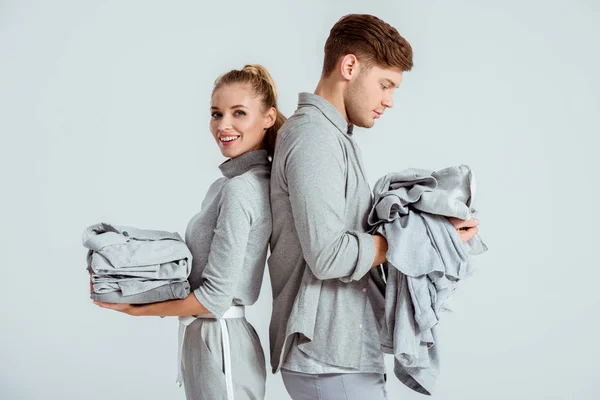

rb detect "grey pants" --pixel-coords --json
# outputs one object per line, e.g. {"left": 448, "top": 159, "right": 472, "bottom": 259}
{"left": 182, "top": 317, "right": 266, "bottom": 400}
{"left": 281, "top": 369, "right": 388, "bottom": 400}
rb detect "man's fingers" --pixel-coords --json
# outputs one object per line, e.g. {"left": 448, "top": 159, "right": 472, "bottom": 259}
{"left": 459, "top": 226, "right": 479, "bottom": 243}
{"left": 451, "top": 217, "right": 480, "bottom": 229}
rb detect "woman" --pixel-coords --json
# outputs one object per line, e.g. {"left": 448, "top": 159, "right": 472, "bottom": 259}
{"left": 94, "top": 64, "right": 286, "bottom": 400}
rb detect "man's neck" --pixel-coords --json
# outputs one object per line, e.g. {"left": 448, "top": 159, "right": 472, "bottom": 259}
{"left": 314, "top": 78, "right": 349, "bottom": 124}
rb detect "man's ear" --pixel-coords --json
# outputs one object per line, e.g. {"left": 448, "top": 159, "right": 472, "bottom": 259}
{"left": 340, "top": 54, "right": 359, "bottom": 81}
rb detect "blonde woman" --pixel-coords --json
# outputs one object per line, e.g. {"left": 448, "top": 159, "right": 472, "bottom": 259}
{"left": 95, "top": 64, "right": 285, "bottom": 400}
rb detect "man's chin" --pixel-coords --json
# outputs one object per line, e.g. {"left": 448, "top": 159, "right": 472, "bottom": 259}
{"left": 356, "top": 119, "right": 375, "bottom": 129}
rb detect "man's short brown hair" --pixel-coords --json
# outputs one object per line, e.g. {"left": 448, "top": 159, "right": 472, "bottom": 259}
{"left": 322, "top": 14, "right": 413, "bottom": 77}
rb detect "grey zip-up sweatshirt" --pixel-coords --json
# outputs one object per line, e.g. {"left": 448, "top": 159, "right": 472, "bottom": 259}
{"left": 185, "top": 150, "right": 272, "bottom": 318}
{"left": 268, "top": 93, "right": 384, "bottom": 374}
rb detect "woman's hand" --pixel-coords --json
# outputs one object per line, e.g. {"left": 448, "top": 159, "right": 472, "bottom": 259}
{"left": 93, "top": 294, "right": 209, "bottom": 317}
{"left": 93, "top": 301, "right": 145, "bottom": 316}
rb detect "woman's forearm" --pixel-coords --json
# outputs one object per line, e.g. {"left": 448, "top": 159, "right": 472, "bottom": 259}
{"left": 136, "top": 293, "right": 211, "bottom": 317}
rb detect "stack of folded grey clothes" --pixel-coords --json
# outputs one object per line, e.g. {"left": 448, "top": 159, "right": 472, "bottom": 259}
{"left": 83, "top": 222, "right": 192, "bottom": 304}
{"left": 367, "top": 165, "right": 488, "bottom": 395}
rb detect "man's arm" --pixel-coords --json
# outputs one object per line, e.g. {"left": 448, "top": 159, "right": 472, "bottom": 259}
{"left": 283, "top": 124, "right": 376, "bottom": 282}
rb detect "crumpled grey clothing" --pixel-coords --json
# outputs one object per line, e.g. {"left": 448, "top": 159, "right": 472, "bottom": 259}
{"left": 368, "top": 165, "right": 488, "bottom": 395}
{"left": 83, "top": 222, "right": 192, "bottom": 301}
{"left": 90, "top": 281, "right": 190, "bottom": 304}
{"left": 370, "top": 166, "right": 487, "bottom": 256}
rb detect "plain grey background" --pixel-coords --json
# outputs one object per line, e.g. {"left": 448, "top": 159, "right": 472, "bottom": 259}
{"left": 1, "top": 0, "right": 598, "bottom": 399}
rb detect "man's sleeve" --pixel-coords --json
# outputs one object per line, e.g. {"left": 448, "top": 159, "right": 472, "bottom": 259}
{"left": 283, "top": 124, "right": 376, "bottom": 281}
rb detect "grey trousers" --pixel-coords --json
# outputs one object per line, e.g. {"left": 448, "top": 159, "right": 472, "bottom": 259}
{"left": 281, "top": 369, "right": 388, "bottom": 400}
{"left": 182, "top": 317, "right": 266, "bottom": 400}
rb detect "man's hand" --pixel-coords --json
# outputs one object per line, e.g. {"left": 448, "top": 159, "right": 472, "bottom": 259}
{"left": 447, "top": 217, "right": 480, "bottom": 243}
{"left": 372, "top": 234, "right": 388, "bottom": 267}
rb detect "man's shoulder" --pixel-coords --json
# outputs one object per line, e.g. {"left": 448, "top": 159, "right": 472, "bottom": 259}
{"left": 278, "top": 109, "right": 340, "bottom": 151}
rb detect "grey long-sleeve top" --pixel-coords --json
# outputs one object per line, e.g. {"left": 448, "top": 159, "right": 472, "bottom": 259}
{"left": 268, "top": 93, "right": 384, "bottom": 374}
{"left": 185, "top": 150, "right": 272, "bottom": 318}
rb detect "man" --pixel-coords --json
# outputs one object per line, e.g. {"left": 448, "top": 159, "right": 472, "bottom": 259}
{"left": 269, "top": 14, "right": 480, "bottom": 399}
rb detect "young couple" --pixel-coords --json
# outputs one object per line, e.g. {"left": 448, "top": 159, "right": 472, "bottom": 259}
{"left": 94, "top": 13, "right": 480, "bottom": 400}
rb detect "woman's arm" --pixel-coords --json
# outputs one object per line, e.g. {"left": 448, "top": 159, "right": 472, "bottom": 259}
{"left": 93, "top": 293, "right": 210, "bottom": 317}
{"left": 95, "top": 177, "right": 260, "bottom": 318}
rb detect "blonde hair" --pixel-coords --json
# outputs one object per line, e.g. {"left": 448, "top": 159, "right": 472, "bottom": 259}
{"left": 213, "top": 64, "right": 286, "bottom": 157}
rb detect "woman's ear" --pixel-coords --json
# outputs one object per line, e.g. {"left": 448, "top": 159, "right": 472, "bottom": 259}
{"left": 264, "top": 107, "right": 276, "bottom": 129}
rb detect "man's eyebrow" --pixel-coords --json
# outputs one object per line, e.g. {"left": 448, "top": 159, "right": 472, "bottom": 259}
{"left": 384, "top": 78, "right": 400, "bottom": 88}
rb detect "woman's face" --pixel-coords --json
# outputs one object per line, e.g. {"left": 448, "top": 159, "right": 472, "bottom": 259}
{"left": 210, "top": 83, "right": 275, "bottom": 159}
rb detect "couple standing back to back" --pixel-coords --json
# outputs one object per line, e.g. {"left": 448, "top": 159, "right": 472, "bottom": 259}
{"left": 95, "top": 13, "right": 481, "bottom": 400}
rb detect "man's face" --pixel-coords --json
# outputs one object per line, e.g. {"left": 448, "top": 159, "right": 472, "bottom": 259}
{"left": 345, "top": 64, "right": 403, "bottom": 128}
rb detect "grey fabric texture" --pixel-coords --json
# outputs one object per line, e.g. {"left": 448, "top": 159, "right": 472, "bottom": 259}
{"left": 367, "top": 165, "right": 488, "bottom": 395}
{"left": 90, "top": 281, "right": 190, "bottom": 304}
{"left": 268, "top": 92, "right": 383, "bottom": 375}
{"left": 179, "top": 150, "right": 272, "bottom": 399}
{"left": 281, "top": 369, "right": 388, "bottom": 400}
{"left": 83, "top": 222, "right": 192, "bottom": 302}
{"left": 185, "top": 149, "right": 272, "bottom": 318}
{"left": 182, "top": 318, "right": 266, "bottom": 400}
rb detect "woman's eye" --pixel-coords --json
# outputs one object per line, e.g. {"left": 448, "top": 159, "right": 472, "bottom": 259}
{"left": 211, "top": 112, "right": 221, "bottom": 118}
{"left": 234, "top": 110, "right": 246, "bottom": 116}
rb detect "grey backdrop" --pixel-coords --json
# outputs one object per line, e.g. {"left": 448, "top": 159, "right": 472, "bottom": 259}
{"left": 1, "top": 0, "right": 598, "bottom": 399}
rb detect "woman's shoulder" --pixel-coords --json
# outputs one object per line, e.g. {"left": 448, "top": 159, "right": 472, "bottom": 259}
{"left": 220, "top": 171, "right": 271, "bottom": 225}
{"left": 222, "top": 169, "right": 269, "bottom": 203}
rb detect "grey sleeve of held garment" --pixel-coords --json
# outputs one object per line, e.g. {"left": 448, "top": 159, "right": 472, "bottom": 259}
{"left": 193, "top": 178, "right": 258, "bottom": 317}
{"left": 283, "top": 123, "right": 376, "bottom": 281}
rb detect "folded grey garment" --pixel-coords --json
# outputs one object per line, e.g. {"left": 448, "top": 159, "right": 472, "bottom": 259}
{"left": 83, "top": 222, "right": 193, "bottom": 277}
{"left": 92, "top": 276, "right": 188, "bottom": 296}
{"left": 88, "top": 251, "right": 191, "bottom": 279}
{"left": 90, "top": 281, "right": 190, "bottom": 304}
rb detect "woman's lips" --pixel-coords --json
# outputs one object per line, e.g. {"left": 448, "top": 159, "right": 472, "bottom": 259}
{"left": 220, "top": 135, "right": 240, "bottom": 146}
